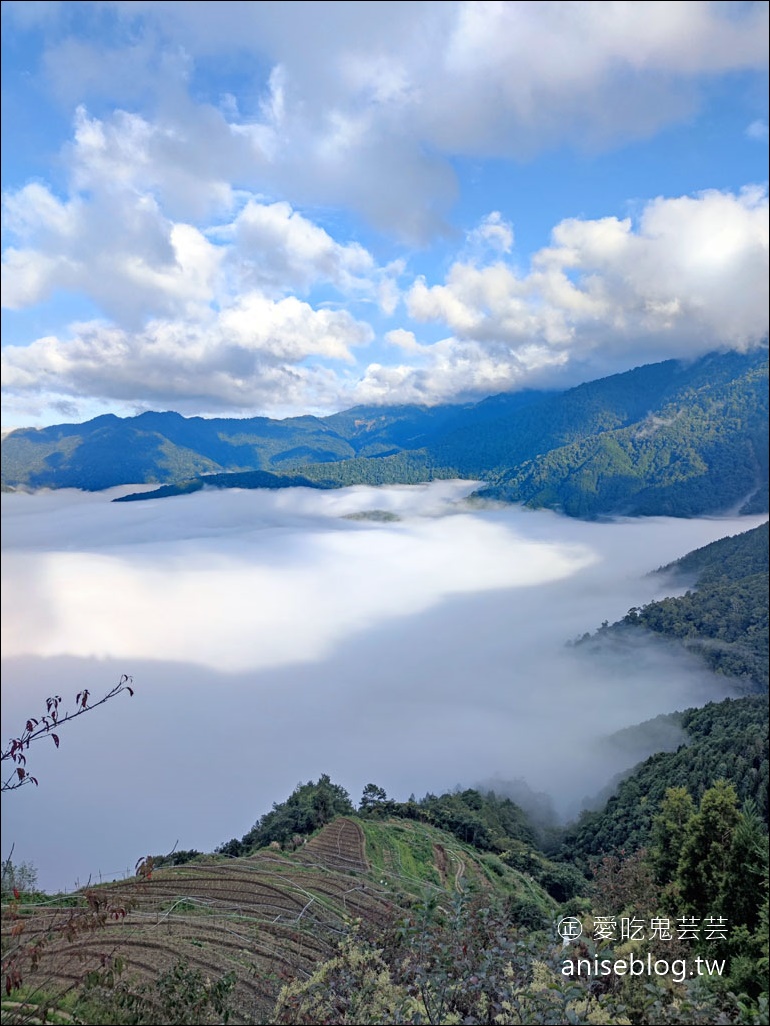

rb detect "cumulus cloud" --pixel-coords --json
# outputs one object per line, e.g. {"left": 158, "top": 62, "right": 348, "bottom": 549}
{"left": 354, "top": 337, "right": 567, "bottom": 407}
{"left": 1, "top": 102, "right": 399, "bottom": 417}
{"left": 396, "top": 187, "right": 769, "bottom": 400}
{"left": 2, "top": 4, "right": 768, "bottom": 422}
{"left": 466, "top": 212, "right": 514, "bottom": 255}
{"left": 3, "top": 183, "right": 768, "bottom": 417}
{"left": 1, "top": 296, "right": 372, "bottom": 415}
{"left": 2, "top": 482, "right": 764, "bottom": 889}
{"left": 385, "top": 328, "right": 423, "bottom": 353}
{"left": 5, "top": 1, "right": 767, "bottom": 240}
{"left": 2, "top": 106, "right": 392, "bottom": 320}
{"left": 65, "top": 101, "right": 269, "bottom": 223}
{"left": 219, "top": 199, "right": 375, "bottom": 297}
{"left": 1, "top": 177, "right": 222, "bottom": 327}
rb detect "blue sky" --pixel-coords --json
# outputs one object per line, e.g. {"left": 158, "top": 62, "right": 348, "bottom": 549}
{"left": 1, "top": 0, "right": 768, "bottom": 428}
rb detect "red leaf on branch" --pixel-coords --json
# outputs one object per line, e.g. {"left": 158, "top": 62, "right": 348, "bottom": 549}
{"left": 51, "top": 734, "right": 60, "bottom": 749}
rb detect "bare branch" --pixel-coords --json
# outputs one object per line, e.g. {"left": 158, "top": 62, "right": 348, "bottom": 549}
{"left": 2, "top": 675, "right": 134, "bottom": 792}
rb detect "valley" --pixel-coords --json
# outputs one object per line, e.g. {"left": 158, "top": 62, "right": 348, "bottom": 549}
{"left": 2, "top": 355, "right": 768, "bottom": 1024}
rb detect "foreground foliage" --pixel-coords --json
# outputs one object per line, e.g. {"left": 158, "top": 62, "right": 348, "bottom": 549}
{"left": 274, "top": 894, "right": 764, "bottom": 1025}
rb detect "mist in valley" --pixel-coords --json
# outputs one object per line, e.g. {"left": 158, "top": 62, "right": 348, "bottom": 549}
{"left": 2, "top": 481, "right": 765, "bottom": 892}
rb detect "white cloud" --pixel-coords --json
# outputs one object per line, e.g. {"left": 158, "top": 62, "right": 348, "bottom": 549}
{"left": 3, "top": 185, "right": 767, "bottom": 419}
{"left": 7, "top": 1, "right": 766, "bottom": 240}
{"left": 1, "top": 248, "right": 65, "bottom": 310}
{"left": 220, "top": 199, "right": 375, "bottom": 297}
{"left": 354, "top": 337, "right": 568, "bottom": 407}
{"left": 2, "top": 177, "right": 222, "bottom": 326}
{"left": 467, "top": 212, "right": 514, "bottom": 255}
{"left": 2, "top": 104, "right": 398, "bottom": 329}
{"left": 1, "top": 296, "right": 373, "bottom": 415}
{"left": 406, "top": 187, "right": 769, "bottom": 378}
{"left": 385, "top": 328, "right": 423, "bottom": 353}
{"left": 746, "top": 119, "right": 769, "bottom": 142}
{"left": 67, "top": 104, "right": 262, "bottom": 222}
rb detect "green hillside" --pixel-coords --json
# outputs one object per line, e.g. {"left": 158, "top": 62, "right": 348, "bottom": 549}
{"left": 480, "top": 350, "right": 769, "bottom": 517}
{"left": 661, "top": 519, "right": 769, "bottom": 584}
{"left": 113, "top": 467, "right": 333, "bottom": 502}
{"left": 565, "top": 525, "right": 769, "bottom": 858}
{"left": 585, "top": 523, "right": 769, "bottom": 689}
{"left": 7, "top": 774, "right": 765, "bottom": 1024}
{"left": 4, "top": 349, "right": 768, "bottom": 520}
{"left": 1, "top": 815, "right": 558, "bottom": 1025}
{"left": 562, "top": 694, "right": 769, "bottom": 863}
{"left": 4, "top": 742, "right": 768, "bottom": 1024}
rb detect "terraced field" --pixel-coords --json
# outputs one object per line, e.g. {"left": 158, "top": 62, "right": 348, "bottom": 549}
{"left": 2, "top": 817, "right": 555, "bottom": 1023}
{"left": 297, "top": 816, "right": 368, "bottom": 872}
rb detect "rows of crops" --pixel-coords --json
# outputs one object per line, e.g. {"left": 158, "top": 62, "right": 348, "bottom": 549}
{"left": 2, "top": 821, "right": 392, "bottom": 1023}
{"left": 2, "top": 817, "right": 556, "bottom": 1022}
{"left": 296, "top": 816, "right": 369, "bottom": 872}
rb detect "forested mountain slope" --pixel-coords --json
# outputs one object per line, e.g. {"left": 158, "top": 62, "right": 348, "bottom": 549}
{"left": 587, "top": 522, "right": 769, "bottom": 688}
{"left": 0, "top": 405, "right": 451, "bottom": 491}
{"left": 561, "top": 694, "right": 769, "bottom": 864}
{"left": 4, "top": 349, "right": 768, "bottom": 520}
{"left": 479, "top": 349, "right": 768, "bottom": 516}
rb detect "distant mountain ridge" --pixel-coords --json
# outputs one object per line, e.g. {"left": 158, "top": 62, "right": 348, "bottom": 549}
{"left": 3, "top": 348, "right": 767, "bottom": 519}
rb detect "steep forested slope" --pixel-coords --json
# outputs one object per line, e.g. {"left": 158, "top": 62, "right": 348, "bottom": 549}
{"left": 595, "top": 522, "right": 770, "bottom": 688}
{"left": 561, "top": 694, "right": 769, "bottom": 863}
{"left": 479, "top": 349, "right": 768, "bottom": 516}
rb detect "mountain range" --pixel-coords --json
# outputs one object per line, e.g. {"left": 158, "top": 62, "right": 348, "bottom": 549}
{"left": 3, "top": 347, "right": 768, "bottom": 518}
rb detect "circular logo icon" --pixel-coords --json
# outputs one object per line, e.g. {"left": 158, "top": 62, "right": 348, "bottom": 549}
{"left": 557, "top": 916, "right": 583, "bottom": 940}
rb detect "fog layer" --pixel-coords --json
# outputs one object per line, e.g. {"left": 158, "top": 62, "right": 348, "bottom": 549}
{"left": 2, "top": 482, "right": 764, "bottom": 891}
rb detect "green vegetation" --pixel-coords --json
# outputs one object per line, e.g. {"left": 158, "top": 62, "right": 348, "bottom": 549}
{"left": 626, "top": 574, "right": 768, "bottom": 686}
{"left": 342, "top": 509, "right": 401, "bottom": 522}
{"left": 481, "top": 350, "right": 768, "bottom": 517}
{"left": 113, "top": 468, "right": 331, "bottom": 502}
{"left": 3, "top": 489, "right": 768, "bottom": 1024}
{"left": 272, "top": 889, "right": 760, "bottom": 1025}
{"left": 75, "top": 959, "right": 236, "bottom": 1026}
{"left": 4, "top": 349, "right": 767, "bottom": 520}
{"left": 563, "top": 695, "right": 769, "bottom": 862}
{"left": 586, "top": 523, "right": 769, "bottom": 689}
{"left": 216, "top": 774, "right": 356, "bottom": 856}
{"left": 1, "top": 813, "right": 561, "bottom": 1024}
{"left": 4, "top": 752, "right": 768, "bottom": 1023}
{"left": 664, "top": 521, "right": 769, "bottom": 585}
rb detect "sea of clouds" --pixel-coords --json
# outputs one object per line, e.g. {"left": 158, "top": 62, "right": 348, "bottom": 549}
{"left": 2, "top": 481, "right": 766, "bottom": 891}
